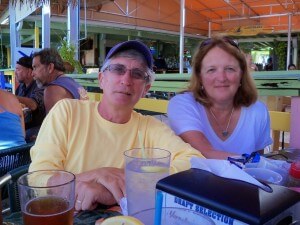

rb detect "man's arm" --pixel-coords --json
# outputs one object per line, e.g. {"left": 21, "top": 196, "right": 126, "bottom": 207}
{"left": 44, "top": 85, "right": 73, "bottom": 113}
{"left": 75, "top": 167, "right": 125, "bottom": 211}
{"left": 17, "top": 96, "right": 38, "bottom": 111}
{"left": 47, "top": 167, "right": 124, "bottom": 211}
{"left": 75, "top": 181, "right": 115, "bottom": 211}
{"left": 144, "top": 117, "right": 205, "bottom": 173}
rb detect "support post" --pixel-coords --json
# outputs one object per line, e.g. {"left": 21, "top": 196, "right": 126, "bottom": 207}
{"left": 42, "top": 2, "right": 50, "bottom": 48}
{"left": 68, "top": 3, "right": 80, "bottom": 60}
{"left": 179, "top": 0, "right": 185, "bottom": 74}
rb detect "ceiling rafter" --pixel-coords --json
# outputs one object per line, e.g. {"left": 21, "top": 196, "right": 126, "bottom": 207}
{"left": 275, "top": 0, "right": 293, "bottom": 13}
{"left": 239, "top": 0, "right": 260, "bottom": 17}
{"left": 192, "top": 0, "right": 224, "bottom": 20}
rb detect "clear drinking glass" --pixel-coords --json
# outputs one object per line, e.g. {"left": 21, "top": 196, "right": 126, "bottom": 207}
{"left": 18, "top": 170, "right": 75, "bottom": 225}
{"left": 124, "top": 148, "right": 171, "bottom": 216}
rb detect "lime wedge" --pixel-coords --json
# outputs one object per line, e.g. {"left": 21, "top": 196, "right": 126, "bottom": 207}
{"left": 100, "top": 216, "right": 144, "bottom": 225}
{"left": 141, "top": 166, "right": 168, "bottom": 173}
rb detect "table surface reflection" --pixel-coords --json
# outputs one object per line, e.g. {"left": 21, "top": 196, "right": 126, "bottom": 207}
{"left": 4, "top": 206, "right": 121, "bottom": 225}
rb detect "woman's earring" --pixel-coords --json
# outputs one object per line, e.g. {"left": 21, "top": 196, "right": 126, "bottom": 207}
{"left": 201, "top": 85, "right": 204, "bottom": 90}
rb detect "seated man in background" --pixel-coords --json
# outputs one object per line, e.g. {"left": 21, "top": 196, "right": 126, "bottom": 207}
{"left": 29, "top": 40, "right": 204, "bottom": 212}
{"left": 154, "top": 55, "right": 168, "bottom": 73}
{"left": 15, "top": 56, "right": 46, "bottom": 142}
{"left": 288, "top": 63, "right": 297, "bottom": 70}
{"left": 0, "top": 89, "right": 26, "bottom": 150}
{"left": 32, "top": 48, "right": 88, "bottom": 114}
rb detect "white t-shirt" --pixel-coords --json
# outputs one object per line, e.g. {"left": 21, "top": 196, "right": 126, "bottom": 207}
{"left": 167, "top": 92, "right": 273, "bottom": 154}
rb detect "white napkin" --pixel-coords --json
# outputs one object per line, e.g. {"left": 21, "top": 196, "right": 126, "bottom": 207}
{"left": 119, "top": 197, "right": 128, "bottom": 215}
{"left": 190, "top": 157, "right": 272, "bottom": 192}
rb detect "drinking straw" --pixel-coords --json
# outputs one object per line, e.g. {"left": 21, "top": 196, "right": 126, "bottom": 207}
{"left": 138, "top": 130, "right": 146, "bottom": 158}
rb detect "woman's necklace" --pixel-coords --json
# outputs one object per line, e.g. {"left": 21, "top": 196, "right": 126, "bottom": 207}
{"left": 209, "top": 107, "right": 234, "bottom": 137}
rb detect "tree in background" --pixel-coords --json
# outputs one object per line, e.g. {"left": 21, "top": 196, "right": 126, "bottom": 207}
{"left": 58, "top": 38, "right": 83, "bottom": 74}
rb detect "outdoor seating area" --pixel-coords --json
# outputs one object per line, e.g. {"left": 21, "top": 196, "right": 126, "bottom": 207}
{"left": 1, "top": 0, "right": 300, "bottom": 224}
{"left": 1, "top": 67, "right": 300, "bottom": 225}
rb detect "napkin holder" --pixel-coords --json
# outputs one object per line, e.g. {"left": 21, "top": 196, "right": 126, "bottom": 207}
{"left": 156, "top": 168, "right": 300, "bottom": 225}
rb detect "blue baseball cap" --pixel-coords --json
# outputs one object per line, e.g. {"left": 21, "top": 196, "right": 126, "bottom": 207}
{"left": 103, "top": 40, "right": 153, "bottom": 70}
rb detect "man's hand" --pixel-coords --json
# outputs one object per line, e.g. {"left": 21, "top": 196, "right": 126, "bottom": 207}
{"left": 75, "top": 167, "right": 125, "bottom": 210}
{"left": 75, "top": 181, "right": 115, "bottom": 211}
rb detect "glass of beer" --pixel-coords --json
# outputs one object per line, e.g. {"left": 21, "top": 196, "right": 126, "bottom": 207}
{"left": 18, "top": 170, "right": 75, "bottom": 225}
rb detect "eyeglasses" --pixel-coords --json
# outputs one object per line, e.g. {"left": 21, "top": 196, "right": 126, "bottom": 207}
{"left": 200, "top": 37, "right": 239, "bottom": 50}
{"left": 104, "top": 64, "right": 149, "bottom": 81}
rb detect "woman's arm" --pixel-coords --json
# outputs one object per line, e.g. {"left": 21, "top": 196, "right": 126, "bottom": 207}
{"left": 20, "top": 109, "right": 26, "bottom": 136}
{"left": 6, "top": 92, "right": 26, "bottom": 136}
{"left": 180, "top": 130, "right": 237, "bottom": 159}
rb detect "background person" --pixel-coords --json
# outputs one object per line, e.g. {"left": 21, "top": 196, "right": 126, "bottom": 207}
{"left": 167, "top": 36, "right": 272, "bottom": 159}
{"left": 154, "top": 55, "right": 168, "bottom": 73}
{"left": 264, "top": 57, "right": 273, "bottom": 71}
{"left": 29, "top": 40, "right": 204, "bottom": 212}
{"left": 15, "top": 56, "right": 45, "bottom": 142}
{"left": 32, "top": 48, "right": 88, "bottom": 114}
{"left": 245, "top": 53, "right": 258, "bottom": 71}
{"left": 184, "top": 57, "right": 192, "bottom": 73}
{"left": 288, "top": 63, "right": 297, "bottom": 70}
{"left": 0, "top": 89, "right": 26, "bottom": 150}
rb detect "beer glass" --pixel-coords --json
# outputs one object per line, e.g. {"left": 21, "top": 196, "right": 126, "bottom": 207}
{"left": 18, "top": 170, "right": 75, "bottom": 225}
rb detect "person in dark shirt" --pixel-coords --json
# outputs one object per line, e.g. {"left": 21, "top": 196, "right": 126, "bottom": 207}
{"left": 264, "top": 57, "right": 273, "bottom": 71}
{"left": 15, "top": 56, "right": 46, "bottom": 142}
{"left": 154, "top": 55, "right": 168, "bottom": 73}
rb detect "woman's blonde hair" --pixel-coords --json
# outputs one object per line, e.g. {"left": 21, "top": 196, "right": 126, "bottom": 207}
{"left": 188, "top": 35, "right": 257, "bottom": 107}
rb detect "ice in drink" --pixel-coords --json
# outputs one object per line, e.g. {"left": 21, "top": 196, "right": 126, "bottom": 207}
{"left": 124, "top": 148, "right": 171, "bottom": 216}
{"left": 126, "top": 162, "right": 169, "bottom": 215}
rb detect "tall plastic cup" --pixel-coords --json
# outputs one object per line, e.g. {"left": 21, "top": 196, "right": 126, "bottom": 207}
{"left": 124, "top": 148, "right": 171, "bottom": 216}
{"left": 18, "top": 170, "right": 75, "bottom": 225}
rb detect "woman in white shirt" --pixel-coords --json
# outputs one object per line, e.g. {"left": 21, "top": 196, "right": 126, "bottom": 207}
{"left": 168, "top": 36, "right": 272, "bottom": 159}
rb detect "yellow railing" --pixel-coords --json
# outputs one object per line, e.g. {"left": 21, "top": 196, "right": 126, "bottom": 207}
{"left": 87, "top": 92, "right": 168, "bottom": 114}
{"left": 269, "top": 111, "right": 291, "bottom": 151}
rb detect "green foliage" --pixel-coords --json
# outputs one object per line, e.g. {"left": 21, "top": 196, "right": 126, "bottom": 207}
{"left": 239, "top": 42, "right": 254, "bottom": 53}
{"left": 58, "top": 38, "right": 83, "bottom": 74}
{"left": 272, "top": 40, "right": 287, "bottom": 70}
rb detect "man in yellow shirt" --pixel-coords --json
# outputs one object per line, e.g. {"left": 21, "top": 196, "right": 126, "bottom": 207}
{"left": 30, "top": 40, "right": 204, "bottom": 212}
